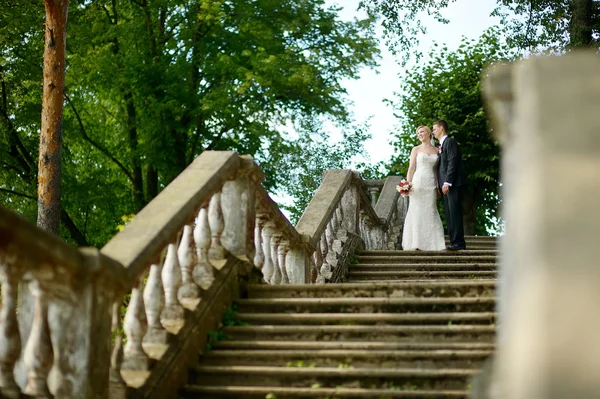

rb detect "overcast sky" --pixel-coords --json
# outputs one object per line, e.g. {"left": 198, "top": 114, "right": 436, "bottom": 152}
{"left": 329, "top": 0, "right": 501, "bottom": 165}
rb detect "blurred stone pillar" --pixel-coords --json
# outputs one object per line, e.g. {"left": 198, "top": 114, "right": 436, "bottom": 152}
{"left": 483, "top": 51, "right": 600, "bottom": 398}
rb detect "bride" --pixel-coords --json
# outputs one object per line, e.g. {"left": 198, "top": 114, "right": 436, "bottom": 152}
{"left": 401, "top": 125, "right": 446, "bottom": 251}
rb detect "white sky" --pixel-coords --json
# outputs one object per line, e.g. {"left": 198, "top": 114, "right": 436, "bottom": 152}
{"left": 329, "top": 0, "right": 501, "bottom": 164}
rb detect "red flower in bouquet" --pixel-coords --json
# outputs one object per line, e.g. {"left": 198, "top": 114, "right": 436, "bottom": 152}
{"left": 396, "top": 179, "right": 413, "bottom": 197}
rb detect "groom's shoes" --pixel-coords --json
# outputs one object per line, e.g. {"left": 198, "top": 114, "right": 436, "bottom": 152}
{"left": 446, "top": 245, "right": 466, "bottom": 251}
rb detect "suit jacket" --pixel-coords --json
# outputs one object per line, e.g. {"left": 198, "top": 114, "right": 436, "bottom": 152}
{"left": 438, "top": 136, "right": 467, "bottom": 189}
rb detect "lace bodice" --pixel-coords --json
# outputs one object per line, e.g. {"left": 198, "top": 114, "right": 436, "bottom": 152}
{"left": 412, "top": 152, "right": 438, "bottom": 189}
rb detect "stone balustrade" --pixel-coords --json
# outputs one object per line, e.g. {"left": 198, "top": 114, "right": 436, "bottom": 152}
{"left": 0, "top": 151, "right": 407, "bottom": 399}
{"left": 0, "top": 207, "right": 128, "bottom": 398}
{"left": 296, "top": 171, "right": 407, "bottom": 283}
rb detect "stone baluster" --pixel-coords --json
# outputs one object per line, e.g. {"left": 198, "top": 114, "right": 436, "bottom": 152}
{"left": 318, "top": 233, "right": 333, "bottom": 283}
{"left": 341, "top": 186, "right": 359, "bottom": 234}
{"left": 208, "top": 192, "right": 227, "bottom": 269}
{"left": 313, "top": 244, "right": 323, "bottom": 271}
{"left": 261, "top": 222, "right": 275, "bottom": 283}
{"left": 269, "top": 234, "right": 282, "bottom": 285}
{"left": 23, "top": 284, "right": 53, "bottom": 398}
{"left": 335, "top": 204, "right": 344, "bottom": 232}
{"left": 161, "top": 244, "right": 185, "bottom": 329}
{"left": 331, "top": 208, "right": 340, "bottom": 233}
{"left": 325, "top": 218, "right": 335, "bottom": 251}
{"left": 367, "top": 187, "right": 379, "bottom": 208}
{"left": 253, "top": 215, "right": 266, "bottom": 270}
{"left": 143, "top": 263, "right": 168, "bottom": 350}
{"left": 177, "top": 225, "right": 201, "bottom": 309}
{"left": 193, "top": 207, "right": 215, "bottom": 290}
{"left": 109, "top": 302, "right": 127, "bottom": 391}
{"left": 0, "top": 267, "right": 21, "bottom": 399}
{"left": 359, "top": 212, "right": 371, "bottom": 249}
{"left": 278, "top": 240, "right": 290, "bottom": 284}
{"left": 122, "top": 279, "right": 151, "bottom": 371}
{"left": 320, "top": 233, "right": 329, "bottom": 263}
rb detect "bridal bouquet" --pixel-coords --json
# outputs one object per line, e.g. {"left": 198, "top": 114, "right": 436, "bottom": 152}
{"left": 396, "top": 179, "right": 413, "bottom": 197}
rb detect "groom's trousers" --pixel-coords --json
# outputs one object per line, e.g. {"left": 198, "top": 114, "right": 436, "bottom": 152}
{"left": 443, "top": 185, "right": 466, "bottom": 248}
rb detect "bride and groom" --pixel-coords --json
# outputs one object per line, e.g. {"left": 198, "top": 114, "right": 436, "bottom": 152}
{"left": 401, "top": 120, "right": 467, "bottom": 251}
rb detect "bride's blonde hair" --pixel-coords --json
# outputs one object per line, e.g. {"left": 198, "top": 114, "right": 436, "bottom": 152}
{"left": 416, "top": 125, "right": 432, "bottom": 139}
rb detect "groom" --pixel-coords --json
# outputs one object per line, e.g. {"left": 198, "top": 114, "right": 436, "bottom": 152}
{"left": 432, "top": 120, "right": 467, "bottom": 250}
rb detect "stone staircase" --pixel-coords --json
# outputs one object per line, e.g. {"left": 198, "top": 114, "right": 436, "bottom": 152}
{"left": 181, "top": 236, "right": 497, "bottom": 398}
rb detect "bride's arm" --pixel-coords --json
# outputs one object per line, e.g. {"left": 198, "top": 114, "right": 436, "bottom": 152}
{"left": 407, "top": 148, "right": 417, "bottom": 182}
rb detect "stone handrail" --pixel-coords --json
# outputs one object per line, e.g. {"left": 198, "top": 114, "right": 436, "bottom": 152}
{"left": 0, "top": 150, "right": 408, "bottom": 398}
{"left": 296, "top": 170, "right": 408, "bottom": 283}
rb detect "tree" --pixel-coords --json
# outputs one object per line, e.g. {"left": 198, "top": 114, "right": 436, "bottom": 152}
{"left": 37, "top": 0, "right": 70, "bottom": 235}
{"left": 388, "top": 28, "right": 515, "bottom": 234}
{"left": 268, "top": 116, "right": 373, "bottom": 224}
{"left": 358, "top": 0, "right": 459, "bottom": 63}
{"left": 359, "top": 0, "right": 600, "bottom": 58}
{"left": 1, "top": 0, "right": 379, "bottom": 246}
{"left": 492, "top": 0, "right": 600, "bottom": 51}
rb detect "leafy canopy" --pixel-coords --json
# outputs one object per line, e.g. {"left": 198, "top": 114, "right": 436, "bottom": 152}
{"left": 0, "top": 0, "right": 380, "bottom": 246}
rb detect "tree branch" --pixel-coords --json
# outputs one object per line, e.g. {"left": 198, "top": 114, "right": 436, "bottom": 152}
{"left": 0, "top": 187, "right": 91, "bottom": 246}
{"left": 101, "top": 4, "right": 115, "bottom": 24}
{"left": 0, "top": 187, "right": 36, "bottom": 200}
{"left": 0, "top": 107, "right": 35, "bottom": 177}
{"left": 205, "top": 124, "right": 232, "bottom": 151}
{"left": 60, "top": 208, "right": 90, "bottom": 246}
{"left": 64, "top": 92, "right": 135, "bottom": 183}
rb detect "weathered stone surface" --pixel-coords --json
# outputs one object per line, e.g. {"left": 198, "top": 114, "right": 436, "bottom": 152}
{"left": 295, "top": 169, "right": 353, "bottom": 248}
{"left": 484, "top": 51, "right": 600, "bottom": 399}
{"left": 373, "top": 176, "right": 403, "bottom": 222}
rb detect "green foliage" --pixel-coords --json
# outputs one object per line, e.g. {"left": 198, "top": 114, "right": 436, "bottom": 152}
{"left": 0, "top": 0, "right": 379, "bottom": 247}
{"left": 388, "top": 28, "right": 515, "bottom": 234}
{"left": 204, "top": 330, "right": 231, "bottom": 351}
{"left": 359, "top": 0, "right": 600, "bottom": 57}
{"left": 358, "top": 0, "right": 459, "bottom": 63}
{"left": 492, "top": 0, "right": 600, "bottom": 51}
{"left": 204, "top": 305, "right": 245, "bottom": 351}
{"left": 286, "top": 360, "right": 317, "bottom": 368}
{"left": 221, "top": 304, "right": 249, "bottom": 327}
{"left": 269, "top": 116, "right": 374, "bottom": 224}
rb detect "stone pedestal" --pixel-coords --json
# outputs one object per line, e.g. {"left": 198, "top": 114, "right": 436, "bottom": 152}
{"left": 484, "top": 51, "right": 600, "bottom": 399}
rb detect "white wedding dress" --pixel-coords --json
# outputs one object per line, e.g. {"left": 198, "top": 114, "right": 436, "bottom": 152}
{"left": 401, "top": 152, "right": 446, "bottom": 251}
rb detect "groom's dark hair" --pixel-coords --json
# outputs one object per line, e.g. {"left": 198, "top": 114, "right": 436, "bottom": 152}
{"left": 433, "top": 119, "right": 448, "bottom": 133}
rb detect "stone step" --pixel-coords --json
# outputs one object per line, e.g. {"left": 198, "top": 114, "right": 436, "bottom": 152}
{"left": 447, "top": 235, "right": 498, "bottom": 241}
{"left": 349, "top": 279, "right": 494, "bottom": 284}
{"left": 445, "top": 242, "right": 497, "bottom": 248}
{"left": 220, "top": 324, "right": 496, "bottom": 342}
{"left": 182, "top": 384, "right": 469, "bottom": 398}
{"left": 247, "top": 281, "right": 495, "bottom": 299}
{"left": 235, "top": 312, "right": 496, "bottom": 325}
{"left": 351, "top": 263, "right": 497, "bottom": 271}
{"left": 348, "top": 271, "right": 496, "bottom": 281}
{"left": 201, "top": 348, "right": 492, "bottom": 368}
{"left": 188, "top": 365, "right": 479, "bottom": 390}
{"left": 359, "top": 250, "right": 498, "bottom": 257}
{"left": 356, "top": 256, "right": 497, "bottom": 264}
{"left": 211, "top": 340, "right": 496, "bottom": 351}
{"left": 235, "top": 297, "right": 496, "bottom": 313}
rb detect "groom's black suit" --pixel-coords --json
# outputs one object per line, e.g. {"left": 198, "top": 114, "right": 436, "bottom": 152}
{"left": 437, "top": 136, "right": 467, "bottom": 249}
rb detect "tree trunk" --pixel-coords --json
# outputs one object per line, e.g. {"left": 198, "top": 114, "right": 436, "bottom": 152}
{"left": 37, "top": 0, "right": 69, "bottom": 235}
{"left": 145, "top": 164, "right": 158, "bottom": 202}
{"left": 124, "top": 91, "right": 145, "bottom": 210}
{"left": 569, "top": 0, "right": 593, "bottom": 47}
{"left": 462, "top": 187, "right": 477, "bottom": 236}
